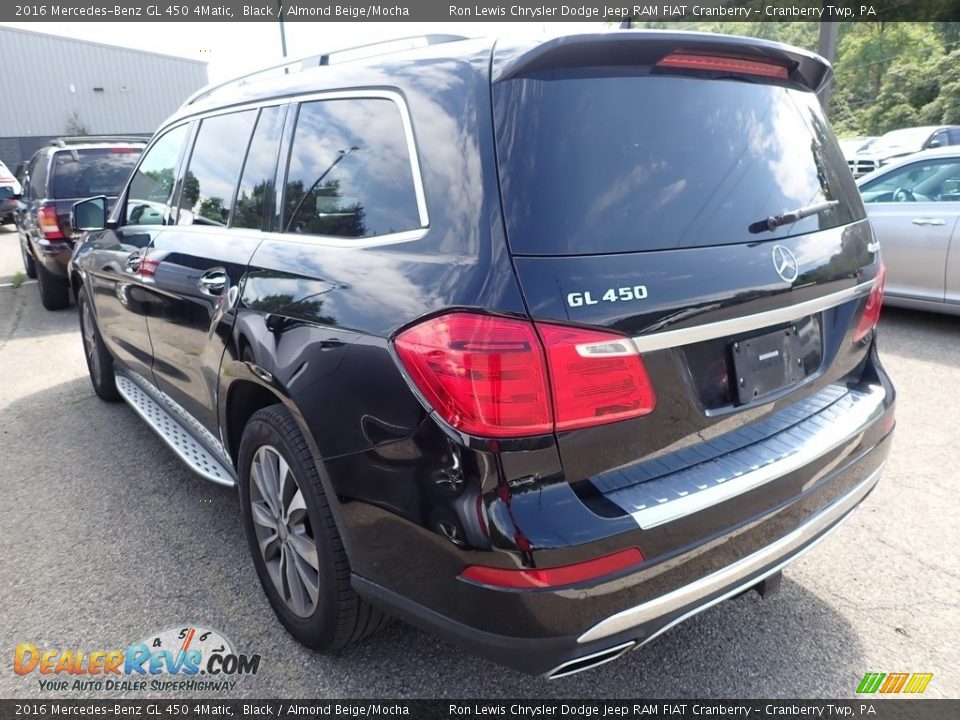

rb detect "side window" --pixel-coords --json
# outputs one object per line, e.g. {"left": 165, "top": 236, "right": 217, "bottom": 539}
{"left": 232, "top": 106, "right": 285, "bottom": 230}
{"left": 283, "top": 98, "right": 421, "bottom": 239}
{"left": 27, "top": 154, "right": 47, "bottom": 199}
{"left": 930, "top": 130, "right": 950, "bottom": 148}
{"left": 861, "top": 159, "right": 960, "bottom": 203}
{"left": 22, "top": 158, "right": 37, "bottom": 198}
{"left": 126, "top": 125, "right": 189, "bottom": 225}
{"left": 179, "top": 110, "right": 257, "bottom": 226}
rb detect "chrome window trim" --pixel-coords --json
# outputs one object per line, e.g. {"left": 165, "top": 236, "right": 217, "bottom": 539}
{"left": 158, "top": 89, "right": 430, "bottom": 246}
{"left": 256, "top": 227, "right": 430, "bottom": 250}
{"left": 577, "top": 461, "right": 885, "bottom": 645}
{"left": 630, "top": 280, "right": 875, "bottom": 354}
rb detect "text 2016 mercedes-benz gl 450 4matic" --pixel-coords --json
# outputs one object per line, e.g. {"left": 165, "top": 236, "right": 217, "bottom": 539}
{"left": 69, "top": 32, "right": 894, "bottom": 678}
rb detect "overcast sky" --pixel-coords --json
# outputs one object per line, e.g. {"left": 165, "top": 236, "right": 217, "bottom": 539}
{"left": 0, "top": 21, "right": 607, "bottom": 82}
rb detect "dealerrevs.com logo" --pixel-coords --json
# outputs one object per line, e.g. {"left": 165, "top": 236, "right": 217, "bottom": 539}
{"left": 14, "top": 625, "right": 261, "bottom": 693}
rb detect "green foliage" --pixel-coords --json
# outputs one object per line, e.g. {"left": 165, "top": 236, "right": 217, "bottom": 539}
{"left": 627, "top": 21, "right": 959, "bottom": 137}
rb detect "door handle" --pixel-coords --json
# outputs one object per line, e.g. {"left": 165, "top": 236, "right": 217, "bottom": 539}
{"left": 198, "top": 270, "right": 227, "bottom": 295}
{"left": 125, "top": 252, "right": 142, "bottom": 272}
{"left": 912, "top": 218, "right": 946, "bottom": 226}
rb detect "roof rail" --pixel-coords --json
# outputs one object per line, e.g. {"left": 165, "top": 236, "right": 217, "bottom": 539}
{"left": 50, "top": 135, "right": 149, "bottom": 147}
{"left": 182, "top": 34, "right": 469, "bottom": 108}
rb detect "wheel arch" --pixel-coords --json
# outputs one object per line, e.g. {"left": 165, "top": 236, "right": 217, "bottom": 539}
{"left": 223, "top": 378, "right": 286, "bottom": 468}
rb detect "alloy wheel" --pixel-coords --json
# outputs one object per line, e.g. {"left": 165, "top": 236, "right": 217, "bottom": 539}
{"left": 249, "top": 445, "right": 320, "bottom": 618}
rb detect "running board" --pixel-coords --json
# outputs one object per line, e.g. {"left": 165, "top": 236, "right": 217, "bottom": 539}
{"left": 115, "top": 374, "right": 236, "bottom": 487}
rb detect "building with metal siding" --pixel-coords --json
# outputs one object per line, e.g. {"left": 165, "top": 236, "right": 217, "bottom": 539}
{"left": 0, "top": 26, "right": 207, "bottom": 167}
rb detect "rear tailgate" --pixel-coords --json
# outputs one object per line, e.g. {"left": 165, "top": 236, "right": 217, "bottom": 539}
{"left": 492, "top": 32, "right": 882, "bottom": 487}
{"left": 49, "top": 146, "right": 141, "bottom": 236}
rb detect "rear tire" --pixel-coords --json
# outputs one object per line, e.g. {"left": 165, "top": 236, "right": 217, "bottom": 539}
{"left": 238, "top": 405, "right": 390, "bottom": 651}
{"left": 78, "top": 286, "right": 119, "bottom": 402}
{"left": 37, "top": 262, "right": 69, "bottom": 310}
{"left": 21, "top": 244, "right": 37, "bottom": 279}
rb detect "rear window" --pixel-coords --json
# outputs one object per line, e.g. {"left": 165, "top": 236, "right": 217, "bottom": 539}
{"left": 51, "top": 148, "right": 141, "bottom": 199}
{"left": 282, "top": 98, "right": 421, "bottom": 239}
{"left": 494, "top": 74, "right": 864, "bottom": 255}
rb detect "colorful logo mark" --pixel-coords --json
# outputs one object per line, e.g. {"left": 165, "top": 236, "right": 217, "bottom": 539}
{"left": 856, "top": 672, "right": 933, "bottom": 694}
{"left": 13, "top": 626, "right": 260, "bottom": 679}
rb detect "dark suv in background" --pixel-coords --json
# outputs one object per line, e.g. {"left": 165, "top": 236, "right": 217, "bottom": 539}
{"left": 17, "top": 136, "right": 144, "bottom": 309}
{"left": 69, "top": 32, "right": 894, "bottom": 678}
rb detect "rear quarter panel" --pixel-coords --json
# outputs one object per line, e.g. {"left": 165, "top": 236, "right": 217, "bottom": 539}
{"left": 219, "top": 45, "right": 525, "bottom": 488}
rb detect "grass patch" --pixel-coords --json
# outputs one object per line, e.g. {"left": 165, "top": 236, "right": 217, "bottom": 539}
{"left": 10, "top": 271, "right": 25, "bottom": 290}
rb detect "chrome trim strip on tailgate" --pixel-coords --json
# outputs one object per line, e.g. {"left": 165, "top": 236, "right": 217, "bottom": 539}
{"left": 630, "top": 280, "right": 874, "bottom": 353}
{"left": 578, "top": 461, "right": 885, "bottom": 645}
{"left": 606, "top": 384, "right": 886, "bottom": 529}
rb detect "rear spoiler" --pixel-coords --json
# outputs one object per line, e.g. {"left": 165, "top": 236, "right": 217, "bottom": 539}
{"left": 492, "top": 31, "right": 832, "bottom": 93}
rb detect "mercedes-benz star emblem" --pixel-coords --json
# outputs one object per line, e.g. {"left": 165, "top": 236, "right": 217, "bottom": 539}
{"left": 771, "top": 245, "right": 799, "bottom": 283}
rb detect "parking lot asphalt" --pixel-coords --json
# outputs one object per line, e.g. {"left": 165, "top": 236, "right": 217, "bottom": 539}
{"left": 0, "top": 222, "right": 957, "bottom": 699}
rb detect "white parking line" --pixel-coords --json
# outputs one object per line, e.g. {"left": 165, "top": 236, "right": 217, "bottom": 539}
{"left": 0, "top": 280, "right": 38, "bottom": 288}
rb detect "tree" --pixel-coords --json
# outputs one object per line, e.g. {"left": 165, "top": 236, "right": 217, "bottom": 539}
{"left": 65, "top": 111, "right": 89, "bottom": 136}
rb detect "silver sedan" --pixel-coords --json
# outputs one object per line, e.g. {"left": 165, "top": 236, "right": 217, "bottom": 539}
{"left": 858, "top": 146, "right": 960, "bottom": 316}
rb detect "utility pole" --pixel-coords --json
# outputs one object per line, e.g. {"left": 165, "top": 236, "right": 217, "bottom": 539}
{"left": 818, "top": 21, "right": 838, "bottom": 113}
{"left": 277, "top": 1, "right": 288, "bottom": 62}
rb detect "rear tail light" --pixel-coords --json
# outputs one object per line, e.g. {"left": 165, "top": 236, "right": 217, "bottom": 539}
{"left": 656, "top": 52, "right": 789, "bottom": 80}
{"left": 393, "top": 314, "right": 552, "bottom": 438}
{"left": 460, "top": 547, "right": 644, "bottom": 589}
{"left": 37, "top": 205, "right": 64, "bottom": 240}
{"left": 537, "top": 324, "right": 656, "bottom": 431}
{"left": 139, "top": 258, "right": 160, "bottom": 277}
{"left": 394, "top": 312, "right": 656, "bottom": 438}
{"left": 853, "top": 263, "right": 886, "bottom": 342}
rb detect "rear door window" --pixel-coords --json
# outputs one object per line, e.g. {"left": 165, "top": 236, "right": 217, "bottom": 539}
{"left": 51, "top": 148, "right": 142, "bottom": 199}
{"left": 494, "top": 74, "right": 865, "bottom": 255}
{"left": 232, "top": 105, "right": 285, "bottom": 231}
{"left": 179, "top": 110, "right": 258, "bottom": 226}
{"left": 282, "top": 98, "right": 421, "bottom": 239}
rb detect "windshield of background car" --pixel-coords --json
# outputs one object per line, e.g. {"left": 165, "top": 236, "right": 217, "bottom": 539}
{"left": 50, "top": 148, "right": 142, "bottom": 199}
{"left": 494, "top": 73, "right": 865, "bottom": 255}
{"left": 869, "top": 128, "right": 931, "bottom": 155}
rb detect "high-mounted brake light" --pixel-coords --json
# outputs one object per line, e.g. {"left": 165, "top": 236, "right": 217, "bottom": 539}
{"left": 656, "top": 52, "right": 789, "bottom": 80}
{"left": 853, "top": 263, "right": 886, "bottom": 342}
{"left": 37, "top": 205, "right": 64, "bottom": 240}
{"left": 394, "top": 312, "right": 656, "bottom": 438}
{"left": 460, "top": 547, "right": 645, "bottom": 589}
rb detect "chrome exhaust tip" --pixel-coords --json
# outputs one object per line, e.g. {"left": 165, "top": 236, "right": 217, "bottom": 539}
{"left": 545, "top": 641, "right": 636, "bottom": 680}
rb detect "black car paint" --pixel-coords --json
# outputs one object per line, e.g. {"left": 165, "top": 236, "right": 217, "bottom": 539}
{"left": 70, "top": 33, "right": 895, "bottom": 675}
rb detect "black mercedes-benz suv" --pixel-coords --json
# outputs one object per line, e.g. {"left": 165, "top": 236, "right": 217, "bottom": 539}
{"left": 69, "top": 32, "right": 894, "bottom": 678}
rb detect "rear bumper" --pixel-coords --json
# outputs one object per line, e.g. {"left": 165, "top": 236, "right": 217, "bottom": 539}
{"left": 354, "top": 424, "right": 892, "bottom": 677}
{"left": 579, "top": 457, "right": 882, "bottom": 646}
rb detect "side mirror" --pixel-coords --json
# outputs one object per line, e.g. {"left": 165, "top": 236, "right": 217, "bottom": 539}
{"left": 72, "top": 196, "right": 108, "bottom": 232}
{"left": 928, "top": 139, "right": 941, "bottom": 148}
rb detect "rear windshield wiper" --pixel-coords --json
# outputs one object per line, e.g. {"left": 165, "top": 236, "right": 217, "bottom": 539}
{"left": 749, "top": 200, "right": 839, "bottom": 234}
